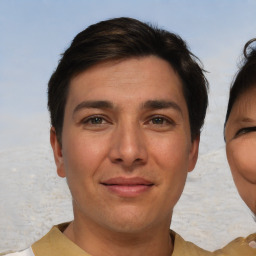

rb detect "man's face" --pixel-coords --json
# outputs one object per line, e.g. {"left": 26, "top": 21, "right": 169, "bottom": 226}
{"left": 225, "top": 87, "right": 256, "bottom": 215}
{"left": 51, "top": 56, "right": 199, "bottom": 234}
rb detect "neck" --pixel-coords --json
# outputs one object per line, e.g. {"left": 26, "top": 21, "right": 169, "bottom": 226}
{"left": 63, "top": 217, "right": 174, "bottom": 256}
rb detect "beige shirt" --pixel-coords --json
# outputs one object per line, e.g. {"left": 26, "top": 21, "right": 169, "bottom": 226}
{"left": 31, "top": 223, "right": 213, "bottom": 256}
{"left": 213, "top": 233, "right": 256, "bottom": 256}
{"left": 5, "top": 224, "right": 255, "bottom": 256}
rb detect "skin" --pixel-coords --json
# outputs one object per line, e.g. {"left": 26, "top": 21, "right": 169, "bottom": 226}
{"left": 225, "top": 87, "right": 256, "bottom": 215}
{"left": 51, "top": 56, "right": 199, "bottom": 256}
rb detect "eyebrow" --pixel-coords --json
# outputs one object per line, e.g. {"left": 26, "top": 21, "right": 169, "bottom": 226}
{"left": 234, "top": 117, "right": 256, "bottom": 124}
{"left": 142, "top": 100, "right": 182, "bottom": 114}
{"left": 73, "top": 100, "right": 114, "bottom": 115}
{"left": 72, "top": 99, "right": 183, "bottom": 116}
{"left": 241, "top": 117, "right": 255, "bottom": 123}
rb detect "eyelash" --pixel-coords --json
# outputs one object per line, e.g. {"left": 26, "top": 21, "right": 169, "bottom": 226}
{"left": 146, "top": 115, "right": 175, "bottom": 126}
{"left": 80, "top": 115, "right": 175, "bottom": 128}
{"left": 235, "top": 126, "right": 256, "bottom": 137}
{"left": 81, "top": 115, "right": 109, "bottom": 125}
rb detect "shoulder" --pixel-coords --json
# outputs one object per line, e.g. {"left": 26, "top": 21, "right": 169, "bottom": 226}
{"left": 171, "top": 230, "right": 214, "bottom": 256}
{"left": 213, "top": 233, "right": 256, "bottom": 256}
{"left": 3, "top": 247, "right": 35, "bottom": 256}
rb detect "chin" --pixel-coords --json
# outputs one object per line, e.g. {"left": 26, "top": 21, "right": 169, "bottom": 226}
{"left": 103, "top": 210, "right": 161, "bottom": 234}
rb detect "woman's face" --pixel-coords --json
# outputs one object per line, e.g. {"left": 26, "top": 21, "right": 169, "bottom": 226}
{"left": 225, "top": 87, "right": 256, "bottom": 214}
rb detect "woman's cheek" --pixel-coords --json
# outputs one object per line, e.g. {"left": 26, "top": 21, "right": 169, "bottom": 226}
{"left": 228, "top": 139, "right": 256, "bottom": 184}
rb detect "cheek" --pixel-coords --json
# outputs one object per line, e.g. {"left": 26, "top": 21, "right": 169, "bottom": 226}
{"left": 227, "top": 140, "right": 256, "bottom": 184}
{"left": 62, "top": 132, "right": 108, "bottom": 180}
{"left": 150, "top": 134, "right": 190, "bottom": 191}
{"left": 153, "top": 135, "right": 190, "bottom": 168}
{"left": 61, "top": 133, "right": 110, "bottom": 206}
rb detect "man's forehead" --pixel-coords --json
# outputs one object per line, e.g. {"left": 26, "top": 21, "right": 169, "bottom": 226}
{"left": 67, "top": 56, "right": 187, "bottom": 114}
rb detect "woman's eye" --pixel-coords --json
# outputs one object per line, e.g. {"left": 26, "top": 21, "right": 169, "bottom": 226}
{"left": 235, "top": 126, "right": 256, "bottom": 137}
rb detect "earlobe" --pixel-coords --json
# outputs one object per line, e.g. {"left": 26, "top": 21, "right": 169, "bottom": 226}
{"left": 188, "top": 135, "right": 200, "bottom": 172}
{"left": 50, "top": 127, "right": 66, "bottom": 178}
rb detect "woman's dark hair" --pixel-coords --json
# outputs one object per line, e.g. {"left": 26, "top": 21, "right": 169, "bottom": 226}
{"left": 48, "top": 17, "right": 208, "bottom": 143}
{"left": 225, "top": 38, "right": 256, "bottom": 129}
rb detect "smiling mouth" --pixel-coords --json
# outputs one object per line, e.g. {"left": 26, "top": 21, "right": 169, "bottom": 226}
{"left": 101, "top": 177, "right": 154, "bottom": 197}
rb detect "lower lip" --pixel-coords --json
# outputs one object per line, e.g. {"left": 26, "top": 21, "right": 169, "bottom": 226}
{"left": 102, "top": 184, "right": 153, "bottom": 197}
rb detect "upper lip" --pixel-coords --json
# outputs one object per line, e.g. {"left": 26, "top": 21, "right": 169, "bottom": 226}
{"left": 101, "top": 177, "right": 154, "bottom": 186}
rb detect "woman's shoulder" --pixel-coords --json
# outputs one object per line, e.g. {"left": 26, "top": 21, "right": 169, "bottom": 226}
{"left": 213, "top": 233, "right": 256, "bottom": 256}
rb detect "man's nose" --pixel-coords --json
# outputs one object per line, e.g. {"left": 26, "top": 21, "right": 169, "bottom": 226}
{"left": 108, "top": 121, "right": 148, "bottom": 168}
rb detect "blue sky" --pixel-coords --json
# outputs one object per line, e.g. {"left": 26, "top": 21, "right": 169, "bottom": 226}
{"left": 1, "top": 0, "right": 256, "bottom": 150}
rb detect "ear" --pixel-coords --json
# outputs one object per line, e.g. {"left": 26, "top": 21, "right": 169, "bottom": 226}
{"left": 50, "top": 127, "right": 66, "bottom": 178}
{"left": 188, "top": 135, "right": 200, "bottom": 172}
